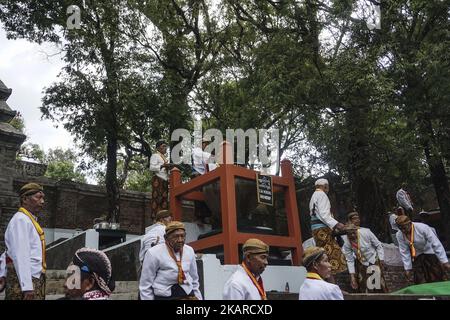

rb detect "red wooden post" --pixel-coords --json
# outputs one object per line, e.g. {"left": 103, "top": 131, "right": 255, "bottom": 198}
{"left": 281, "top": 159, "right": 303, "bottom": 265}
{"left": 169, "top": 167, "right": 183, "bottom": 221}
{"left": 218, "top": 141, "right": 239, "bottom": 264}
{"left": 216, "top": 140, "right": 233, "bottom": 165}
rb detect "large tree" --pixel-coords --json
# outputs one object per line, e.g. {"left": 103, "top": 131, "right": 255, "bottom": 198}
{"left": 378, "top": 0, "right": 450, "bottom": 242}
{"left": 1, "top": 0, "right": 152, "bottom": 222}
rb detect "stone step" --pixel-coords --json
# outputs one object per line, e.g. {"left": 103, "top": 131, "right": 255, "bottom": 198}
{"left": 110, "top": 292, "right": 139, "bottom": 300}
{"left": 45, "top": 279, "right": 138, "bottom": 295}
{"left": 45, "top": 294, "right": 66, "bottom": 300}
{"left": 1, "top": 283, "right": 138, "bottom": 300}
{"left": 44, "top": 293, "right": 138, "bottom": 300}
{"left": 46, "top": 270, "right": 67, "bottom": 280}
{"left": 45, "top": 279, "right": 66, "bottom": 294}
{"left": 114, "top": 281, "right": 138, "bottom": 294}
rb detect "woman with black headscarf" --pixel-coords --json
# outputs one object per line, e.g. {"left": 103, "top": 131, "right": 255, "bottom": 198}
{"left": 63, "top": 248, "right": 115, "bottom": 300}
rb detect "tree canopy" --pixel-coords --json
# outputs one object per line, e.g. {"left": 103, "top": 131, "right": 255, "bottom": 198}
{"left": 1, "top": 0, "right": 449, "bottom": 242}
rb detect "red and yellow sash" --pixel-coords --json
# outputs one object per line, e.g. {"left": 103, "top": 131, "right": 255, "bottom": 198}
{"left": 166, "top": 244, "right": 186, "bottom": 284}
{"left": 404, "top": 223, "right": 416, "bottom": 261}
{"left": 306, "top": 272, "right": 323, "bottom": 280}
{"left": 351, "top": 230, "right": 364, "bottom": 263}
{"left": 19, "top": 207, "right": 46, "bottom": 272}
{"left": 241, "top": 262, "right": 267, "bottom": 300}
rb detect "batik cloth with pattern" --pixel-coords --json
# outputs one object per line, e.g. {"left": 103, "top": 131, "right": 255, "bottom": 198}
{"left": 412, "top": 254, "right": 448, "bottom": 285}
{"left": 354, "top": 259, "right": 388, "bottom": 293}
{"left": 151, "top": 176, "right": 169, "bottom": 220}
{"left": 312, "top": 227, "right": 347, "bottom": 274}
{"left": 5, "top": 263, "right": 45, "bottom": 300}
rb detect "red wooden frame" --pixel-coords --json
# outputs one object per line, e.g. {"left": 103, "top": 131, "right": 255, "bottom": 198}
{"left": 169, "top": 142, "right": 303, "bottom": 265}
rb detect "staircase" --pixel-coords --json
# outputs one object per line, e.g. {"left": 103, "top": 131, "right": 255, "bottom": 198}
{"left": 45, "top": 270, "right": 139, "bottom": 300}
{"left": 1, "top": 270, "right": 139, "bottom": 300}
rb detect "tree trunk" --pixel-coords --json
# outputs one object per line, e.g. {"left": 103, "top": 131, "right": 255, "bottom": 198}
{"left": 421, "top": 117, "right": 450, "bottom": 249}
{"left": 353, "top": 176, "right": 390, "bottom": 242}
{"left": 346, "top": 106, "right": 389, "bottom": 241}
{"left": 106, "top": 136, "right": 120, "bottom": 223}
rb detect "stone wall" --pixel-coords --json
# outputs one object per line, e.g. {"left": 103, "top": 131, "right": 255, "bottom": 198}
{"left": 0, "top": 177, "right": 152, "bottom": 251}
{"left": 15, "top": 177, "right": 151, "bottom": 232}
{"left": 333, "top": 265, "right": 450, "bottom": 293}
{"left": 0, "top": 127, "right": 25, "bottom": 251}
{"left": 46, "top": 232, "right": 88, "bottom": 270}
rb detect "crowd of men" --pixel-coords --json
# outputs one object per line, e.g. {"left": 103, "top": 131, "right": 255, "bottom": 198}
{"left": 0, "top": 142, "right": 449, "bottom": 300}
{"left": 307, "top": 179, "right": 450, "bottom": 299}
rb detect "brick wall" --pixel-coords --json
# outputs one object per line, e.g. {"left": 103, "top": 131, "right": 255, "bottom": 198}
{"left": 0, "top": 178, "right": 151, "bottom": 251}
{"left": 0, "top": 141, "right": 25, "bottom": 251}
{"left": 335, "top": 265, "right": 428, "bottom": 293}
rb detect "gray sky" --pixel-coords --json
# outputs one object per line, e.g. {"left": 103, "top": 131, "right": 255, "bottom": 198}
{"left": 0, "top": 28, "right": 75, "bottom": 152}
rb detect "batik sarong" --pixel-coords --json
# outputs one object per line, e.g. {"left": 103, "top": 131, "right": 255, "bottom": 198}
{"left": 151, "top": 175, "right": 169, "bottom": 220}
{"left": 5, "top": 263, "right": 45, "bottom": 300}
{"left": 413, "top": 254, "right": 447, "bottom": 284}
{"left": 355, "top": 259, "right": 388, "bottom": 293}
{"left": 312, "top": 227, "right": 347, "bottom": 274}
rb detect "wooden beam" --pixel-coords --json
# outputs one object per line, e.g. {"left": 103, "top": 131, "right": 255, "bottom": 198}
{"left": 236, "top": 233, "right": 299, "bottom": 248}
{"left": 188, "top": 233, "right": 224, "bottom": 251}
{"left": 183, "top": 191, "right": 205, "bottom": 202}
{"left": 172, "top": 169, "right": 221, "bottom": 197}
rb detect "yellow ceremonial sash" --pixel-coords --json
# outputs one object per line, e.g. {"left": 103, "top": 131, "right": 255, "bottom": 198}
{"left": 158, "top": 151, "right": 168, "bottom": 164}
{"left": 19, "top": 207, "right": 46, "bottom": 272}
{"left": 351, "top": 230, "right": 364, "bottom": 263}
{"left": 404, "top": 223, "right": 416, "bottom": 261}
{"left": 166, "top": 244, "right": 186, "bottom": 284}
{"left": 306, "top": 272, "right": 323, "bottom": 280}
{"left": 241, "top": 263, "right": 267, "bottom": 300}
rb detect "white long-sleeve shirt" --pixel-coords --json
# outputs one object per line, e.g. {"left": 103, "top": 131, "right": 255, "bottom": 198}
{"left": 139, "top": 243, "right": 202, "bottom": 300}
{"left": 192, "top": 147, "right": 211, "bottom": 175}
{"left": 309, "top": 190, "right": 338, "bottom": 229}
{"left": 5, "top": 211, "right": 44, "bottom": 291}
{"left": 396, "top": 222, "right": 448, "bottom": 271}
{"left": 389, "top": 214, "right": 399, "bottom": 232}
{"left": 299, "top": 276, "right": 344, "bottom": 300}
{"left": 0, "top": 252, "right": 6, "bottom": 278}
{"left": 150, "top": 152, "right": 168, "bottom": 181}
{"left": 223, "top": 265, "right": 264, "bottom": 300}
{"left": 139, "top": 223, "right": 166, "bottom": 263}
{"left": 396, "top": 189, "right": 413, "bottom": 211}
{"left": 342, "top": 227, "right": 385, "bottom": 274}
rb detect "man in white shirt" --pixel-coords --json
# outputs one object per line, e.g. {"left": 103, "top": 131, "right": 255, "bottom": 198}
{"left": 139, "top": 210, "right": 173, "bottom": 264}
{"left": 309, "top": 178, "right": 347, "bottom": 281}
{"left": 4, "top": 183, "right": 47, "bottom": 300}
{"left": 139, "top": 221, "right": 202, "bottom": 300}
{"left": 299, "top": 246, "right": 344, "bottom": 300}
{"left": 192, "top": 138, "right": 212, "bottom": 177}
{"left": 191, "top": 138, "right": 216, "bottom": 224}
{"left": 0, "top": 252, "right": 6, "bottom": 292}
{"left": 342, "top": 218, "right": 388, "bottom": 293}
{"left": 387, "top": 207, "right": 407, "bottom": 246}
{"left": 395, "top": 215, "right": 450, "bottom": 284}
{"left": 223, "top": 238, "right": 269, "bottom": 300}
{"left": 396, "top": 183, "right": 414, "bottom": 218}
{"left": 149, "top": 141, "right": 175, "bottom": 220}
{"left": 418, "top": 210, "right": 438, "bottom": 236}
